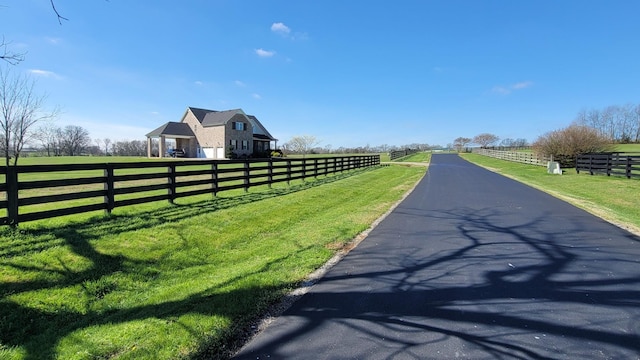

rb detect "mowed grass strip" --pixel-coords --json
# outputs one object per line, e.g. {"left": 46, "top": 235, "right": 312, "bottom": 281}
{"left": 0, "top": 164, "right": 425, "bottom": 360}
{"left": 460, "top": 153, "right": 640, "bottom": 234}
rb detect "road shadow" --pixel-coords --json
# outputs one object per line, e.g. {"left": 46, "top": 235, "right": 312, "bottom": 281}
{"left": 233, "top": 206, "right": 640, "bottom": 359}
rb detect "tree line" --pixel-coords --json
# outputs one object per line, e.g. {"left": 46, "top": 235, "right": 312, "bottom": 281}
{"left": 574, "top": 103, "right": 640, "bottom": 143}
{"left": 282, "top": 135, "right": 442, "bottom": 156}
{"left": 30, "top": 123, "right": 151, "bottom": 157}
{"left": 451, "top": 134, "right": 528, "bottom": 152}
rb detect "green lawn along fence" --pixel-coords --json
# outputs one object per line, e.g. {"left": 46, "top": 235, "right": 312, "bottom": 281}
{"left": 0, "top": 155, "right": 380, "bottom": 226}
{"left": 576, "top": 153, "right": 640, "bottom": 179}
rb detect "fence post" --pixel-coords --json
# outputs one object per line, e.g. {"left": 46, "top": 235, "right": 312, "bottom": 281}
{"left": 606, "top": 153, "right": 612, "bottom": 176}
{"left": 268, "top": 158, "right": 273, "bottom": 188}
{"left": 286, "top": 159, "right": 292, "bottom": 186}
{"left": 589, "top": 154, "right": 594, "bottom": 175}
{"left": 302, "top": 158, "right": 306, "bottom": 182}
{"left": 6, "top": 166, "right": 18, "bottom": 227}
{"left": 627, "top": 156, "right": 632, "bottom": 179}
{"left": 168, "top": 164, "right": 176, "bottom": 204}
{"left": 103, "top": 164, "right": 115, "bottom": 215}
{"left": 243, "top": 160, "right": 250, "bottom": 192}
{"left": 211, "top": 162, "right": 218, "bottom": 197}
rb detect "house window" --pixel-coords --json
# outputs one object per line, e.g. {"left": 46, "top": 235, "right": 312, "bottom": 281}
{"left": 242, "top": 140, "right": 248, "bottom": 150}
{"left": 233, "top": 122, "right": 246, "bottom": 131}
{"left": 230, "top": 139, "right": 237, "bottom": 149}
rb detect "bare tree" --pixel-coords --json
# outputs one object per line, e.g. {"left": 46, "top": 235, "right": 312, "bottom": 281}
{"left": 284, "top": 135, "right": 321, "bottom": 156}
{"left": 61, "top": 125, "right": 91, "bottom": 156}
{"left": 533, "top": 125, "right": 613, "bottom": 160}
{"left": 473, "top": 133, "right": 499, "bottom": 148}
{"left": 453, "top": 137, "right": 472, "bottom": 152}
{"left": 33, "top": 122, "right": 64, "bottom": 156}
{"left": 103, "top": 138, "right": 112, "bottom": 155}
{"left": 574, "top": 103, "right": 640, "bottom": 143}
{"left": 112, "top": 139, "right": 146, "bottom": 156}
{"left": 634, "top": 104, "right": 640, "bottom": 142}
{"left": 0, "top": 66, "right": 57, "bottom": 165}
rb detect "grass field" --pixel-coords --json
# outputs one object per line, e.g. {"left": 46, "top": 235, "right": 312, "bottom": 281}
{"left": 614, "top": 143, "right": 640, "bottom": 152}
{"left": 393, "top": 151, "right": 431, "bottom": 163}
{"left": 460, "top": 153, "right": 640, "bottom": 235}
{"left": 0, "top": 162, "right": 425, "bottom": 359}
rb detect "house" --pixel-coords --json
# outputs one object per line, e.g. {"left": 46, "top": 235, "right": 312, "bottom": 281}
{"left": 145, "top": 107, "right": 278, "bottom": 159}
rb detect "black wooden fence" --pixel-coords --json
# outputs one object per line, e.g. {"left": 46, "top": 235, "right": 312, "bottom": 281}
{"left": 389, "top": 149, "right": 420, "bottom": 161}
{"left": 575, "top": 153, "right": 640, "bottom": 179}
{"left": 0, "top": 155, "right": 380, "bottom": 226}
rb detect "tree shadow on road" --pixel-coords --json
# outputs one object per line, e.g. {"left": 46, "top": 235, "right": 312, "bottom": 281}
{"left": 232, "top": 206, "right": 640, "bottom": 359}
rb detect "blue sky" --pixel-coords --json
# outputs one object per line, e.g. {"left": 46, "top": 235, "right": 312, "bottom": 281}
{"left": 2, "top": 1, "right": 640, "bottom": 148}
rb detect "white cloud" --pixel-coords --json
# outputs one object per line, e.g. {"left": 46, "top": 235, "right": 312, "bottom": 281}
{"left": 271, "top": 22, "right": 291, "bottom": 35}
{"left": 512, "top": 81, "right": 533, "bottom": 89}
{"left": 255, "top": 48, "right": 276, "bottom": 57}
{"left": 234, "top": 80, "right": 246, "bottom": 87}
{"left": 491, "top": 81, "right": 533, "bottom": 95}
{"left": 45, "top": 37, "right": 62, "bottom": 45}
{"left": 194, "top": 80, "right": 203, "bottom": 86}
{"left": 29, "top": 69, "right": 63, "bottom": 80}
{"left": 252, "top": 93, "right": 262, "bottom": 100}
{"left": 270, "top": 22, "right": 308, "bottom": 41}
{"left": 491, "top": 86, "right": 511, "bottom": 95}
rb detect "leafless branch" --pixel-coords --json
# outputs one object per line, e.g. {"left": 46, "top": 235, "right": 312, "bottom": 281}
{"left": 0, "top": 36, "right": 25, "bottom": 65}
{"left": 50, "top": 0, "right": 69, "bottom": 25}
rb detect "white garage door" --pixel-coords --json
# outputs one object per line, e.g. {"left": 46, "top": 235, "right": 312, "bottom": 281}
{"left": 216, "top": 147, "right": 225, "bottom": 159}
{"left": 202, "top": 147, "right": 215, "bottom": 159}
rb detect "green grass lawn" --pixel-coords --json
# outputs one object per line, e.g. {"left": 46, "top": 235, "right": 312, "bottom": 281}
{"left": 0, "top": 164, "right": 425, "bottom": 359}
{"left": 460, "top": 153, "right": 640, "bottom": 234}
{"left": 613, "top": 143, "right": 640, "bottom": 152}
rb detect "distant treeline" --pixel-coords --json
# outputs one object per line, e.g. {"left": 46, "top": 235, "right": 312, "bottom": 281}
{"left": 574, "top": 103, "right": 640, "bottom": 143}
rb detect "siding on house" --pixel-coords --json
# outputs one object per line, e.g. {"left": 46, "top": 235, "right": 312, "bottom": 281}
{"left": 225, "top": 113, "right": 253, "bottom": 157}
{"left": 147, "top": 107, "right": 276, "bottom": 159}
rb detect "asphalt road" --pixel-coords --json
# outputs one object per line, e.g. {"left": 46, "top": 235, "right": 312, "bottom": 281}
{"left": 234, "top": 154, "right": 640, "bottom": 359}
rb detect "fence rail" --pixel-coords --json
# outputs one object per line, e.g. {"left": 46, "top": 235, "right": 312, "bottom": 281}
{"left": 576, "top": 153, "right": 640, "bottom": 179}
{"left": 472, "top": 148, "right": 550, "bottom": 166}
{"left": 389, "top": 149, "right": 420, "bottom": 161}
{"left": 0, "top": 155, "right": 380, "bottom": 226}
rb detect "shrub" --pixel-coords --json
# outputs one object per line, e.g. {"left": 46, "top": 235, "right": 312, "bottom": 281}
{"left": 533, "top": 125, "right": 614, "bottom": 165}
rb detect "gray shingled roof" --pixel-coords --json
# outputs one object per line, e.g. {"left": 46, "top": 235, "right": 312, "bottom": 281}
{"left": 145, "top": 122, "right": 195, "bottom": 138}
{"left": 188, "top": 107, "right": 242, "bottom": 127}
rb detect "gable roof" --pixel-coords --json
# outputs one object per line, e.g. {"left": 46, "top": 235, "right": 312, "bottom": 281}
{"left": 145, "top": 122, "right": 195, "bottom": 138}
{"left": 247, "top": 115, "right": 277, "bottom": 141}
{"left": 187, "top": 107, "right": 245, "bottom": 127}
